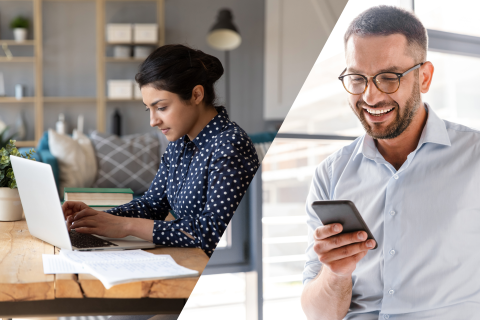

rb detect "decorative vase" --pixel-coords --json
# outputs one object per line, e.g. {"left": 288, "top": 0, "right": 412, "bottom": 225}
{"left": 0, "top": 187, "right": 23, "bottom": 221}
{"left": 13, "top": 28, "right": 27, "bottom": 42}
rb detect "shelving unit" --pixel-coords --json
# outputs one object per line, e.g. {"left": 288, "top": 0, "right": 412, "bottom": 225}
{"left": 0, "top": 40, "right": 35, "bottom": 46}
{"left": 104, "top": 57, "right": 146, "bottom": 62}
{"left": 0, "top": 0, "right": 165, "bottom": 147}
{"left": 106, "top": 98, "right": 143, "bottom": 102}
{"left": 43, "top": 97, "right": 98, "bottom": 103}
{"left": 0, "top": 97, "right": 36, "bottom": 103}
{"left": 0, "top": 57, "right": 35, "bottom": 62}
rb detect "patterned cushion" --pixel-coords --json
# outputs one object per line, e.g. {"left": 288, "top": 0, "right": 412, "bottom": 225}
{"left": 90, "top": 131, "right": 161, "bottom": 194}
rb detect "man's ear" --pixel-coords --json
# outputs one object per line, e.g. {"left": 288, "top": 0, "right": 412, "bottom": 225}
{"left": 191, "top": 85, "right": 205, "bottom": 105}
{"left": 420, "top": 61, "right": 434, "bottom": 94}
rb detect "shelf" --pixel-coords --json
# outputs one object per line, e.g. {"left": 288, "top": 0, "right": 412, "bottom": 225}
{"left": 106, "top": 42, "right": 159, "bottom": 46}
{"left": 0, "top": 97, "right": 36, "bottom": 103}
{"left": 0, "top": 40, "right": 35, "bottom": 46}
{"left": 15, "top": 141, "right": 37, "bottom": 148}
{"left": 0, "top": 97, "right": 99, "bottom": 103}
{"left": 105, "top": 57, "right": 145, "bottom": 62}
{"left": 43, "top": 97, "right": 97, "bottom": 103}
{"left": 107, "top": 98, "right": 143, "bottom": 102}
{"left": 105, "top": 0, "right": 158, "bottom": 2}
{"left": 0, "top": 57, "right": 35, "bottom": 62}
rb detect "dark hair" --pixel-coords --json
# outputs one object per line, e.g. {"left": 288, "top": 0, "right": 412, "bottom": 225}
{"left": 135, "top": 44, "right": 224, "bottom": 106}
{"left": 344, "top": 6, "right": 428, "bottom": 62}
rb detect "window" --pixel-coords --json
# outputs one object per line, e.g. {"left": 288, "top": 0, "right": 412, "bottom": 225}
{"left": 262, "top": 138, "right": 352, "bottom": 306}
{"left": 415, "top": 0, "right": 480, "bottom": 37}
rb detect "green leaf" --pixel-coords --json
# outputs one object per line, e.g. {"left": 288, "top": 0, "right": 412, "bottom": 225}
{"left": 9, "top": 180, "right": 17, "bottom": 189}
{"left": 0, "top": 155, "right": 9, "bottom": 165}
{"left": 6, "top": 168, "right": 14, "bottom": 179}
{"left": 10, "top": 16, "right": 29, "bottom": 29}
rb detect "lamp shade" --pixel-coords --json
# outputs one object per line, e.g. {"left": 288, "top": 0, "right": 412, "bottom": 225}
{"left": 207, "top": 9, "right": 242, "bottom": 51}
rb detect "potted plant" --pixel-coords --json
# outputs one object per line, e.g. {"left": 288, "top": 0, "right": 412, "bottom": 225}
{"left": 10, "top": 16, "right": 29, "bottom": 42}
{"left": 0, "top": 140, "right": 35, "bottom": 221}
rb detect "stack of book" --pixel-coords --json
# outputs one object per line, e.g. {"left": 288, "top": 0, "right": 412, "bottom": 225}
{"left": 64, "top": 188, "right": 134, "bottom": 211}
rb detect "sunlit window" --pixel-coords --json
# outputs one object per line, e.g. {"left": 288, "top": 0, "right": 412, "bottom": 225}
{"left": 415, "top": 0, "right": 480, "bottom": 37}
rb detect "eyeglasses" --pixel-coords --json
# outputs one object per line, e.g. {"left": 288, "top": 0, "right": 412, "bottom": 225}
{"left": 338, "top": 63, "right": 424, "bottom": 95}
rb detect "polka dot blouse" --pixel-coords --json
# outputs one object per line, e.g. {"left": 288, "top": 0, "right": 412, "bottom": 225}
{"left": 106, "top": 107, "right": 260, "bottom": 257}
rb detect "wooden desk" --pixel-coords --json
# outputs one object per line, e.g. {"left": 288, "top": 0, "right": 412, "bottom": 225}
{"left": 0, "top": 219, "right": 209, "bottom": 317}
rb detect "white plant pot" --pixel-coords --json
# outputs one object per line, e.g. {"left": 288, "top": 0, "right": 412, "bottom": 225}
{"left": 0, "top": 187, "right": 23, "bottom": 221}
{"left": 13, "top": 28, "right": 27, "bottom": 42}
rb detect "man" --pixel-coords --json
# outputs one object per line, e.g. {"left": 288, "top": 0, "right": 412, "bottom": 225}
{"left": 301, "top": 5, "right": 480, "bottom": 320}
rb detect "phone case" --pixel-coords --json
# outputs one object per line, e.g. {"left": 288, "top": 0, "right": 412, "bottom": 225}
{"left": 311, "top": 200, "right": 377, "bottom": 249}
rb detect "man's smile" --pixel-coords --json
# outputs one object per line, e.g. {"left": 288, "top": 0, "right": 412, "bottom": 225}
{"left": 363, "top": 107, "right": 395, "bottom": 116}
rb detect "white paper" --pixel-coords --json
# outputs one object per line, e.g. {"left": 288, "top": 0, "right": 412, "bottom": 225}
{"left": 42, "top": 254, "right": 86, "bottom": 274}
{"left": 84, "top": 256, "right": 198, "bottom": 289}
{"left": 60, "top": 249, "right": 155, "bottom": 266}
{"left": 53, "top": 249, "right": 197, "bottom": 289}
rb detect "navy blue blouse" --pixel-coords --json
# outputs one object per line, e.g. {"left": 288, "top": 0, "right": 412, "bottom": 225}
{"left": 106, "top": 107, "right": 259, "bottom": 257}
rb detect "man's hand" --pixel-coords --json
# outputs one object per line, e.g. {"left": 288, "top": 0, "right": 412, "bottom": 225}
{"left": 301, "top": 224, "right": 377, "bottom": 320}
{"left": 313, "top": 223, "right": 376, "bottom": 277}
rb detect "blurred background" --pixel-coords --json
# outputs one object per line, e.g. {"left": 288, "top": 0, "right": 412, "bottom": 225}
{"left": 180, "top": 0, "right": 480, "bottom": 320}
{"left": 0, "top": 0, "right": 272, "bottom": 142}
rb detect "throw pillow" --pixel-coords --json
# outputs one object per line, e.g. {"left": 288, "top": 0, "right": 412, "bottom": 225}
{"left": 90, "top": 131, "right": 160, "bottom": 194}
{"left": 48, "top": 129, "right": 98, "bottom": 195}
{"left": 72, "top": 129, "right": 98, "bottom": 187}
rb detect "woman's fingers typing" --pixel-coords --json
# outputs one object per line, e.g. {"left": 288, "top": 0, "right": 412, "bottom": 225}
{"left": 72, "top": 208, "right": 98, "bottom": 221}
{"left": 62, "top": 201, "right": 89, "bottom": 219}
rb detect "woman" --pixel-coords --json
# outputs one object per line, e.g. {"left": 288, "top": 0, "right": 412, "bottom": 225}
{"left": 63, "top": 44, "right": 259, "bottom": 257}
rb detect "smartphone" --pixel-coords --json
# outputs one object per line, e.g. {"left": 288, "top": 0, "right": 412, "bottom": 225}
{"left": 311, "top": 200, "right": 377, "bottom": 249}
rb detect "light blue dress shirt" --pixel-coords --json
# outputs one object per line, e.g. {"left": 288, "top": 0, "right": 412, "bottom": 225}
{"left": 304, "top": 103, "right": 480, "bottom": 319}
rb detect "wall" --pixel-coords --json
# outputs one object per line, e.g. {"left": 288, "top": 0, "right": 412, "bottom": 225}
{"left": 165, "top": 0, "right": 266, "bottom": 134}
{"left": 0, "top": 0, "right": 266, "bottom": 140}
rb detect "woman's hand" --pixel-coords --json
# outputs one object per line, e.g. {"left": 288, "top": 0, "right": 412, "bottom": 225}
{"left": 68, "top": 208, "right": 131, "bottom": 238}
{"left": 62, "top": 201, "right": 90, "bottom": 228}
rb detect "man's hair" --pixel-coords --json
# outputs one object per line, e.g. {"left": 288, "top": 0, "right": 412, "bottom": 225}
{"left": 344, "top": 5, "right": 428, "bottom": 62}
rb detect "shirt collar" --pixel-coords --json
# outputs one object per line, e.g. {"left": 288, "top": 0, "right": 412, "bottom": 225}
{"left": 417, "top": 102, "right": 451, "bottom": 148}
{"left": 183, "top": 106, "right": 230, "bottom": 149}
{"left": 354, "top": 102, "right": 451, "bottom": 161}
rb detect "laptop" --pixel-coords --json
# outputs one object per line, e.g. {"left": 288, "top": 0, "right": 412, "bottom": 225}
{"left": 10, "top": 155, "right": 156, "bottom": 251}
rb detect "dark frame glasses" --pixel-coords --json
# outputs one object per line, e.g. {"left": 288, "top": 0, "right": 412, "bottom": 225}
{"left": 338, "top": 62, "right": 424, "bottom": 95}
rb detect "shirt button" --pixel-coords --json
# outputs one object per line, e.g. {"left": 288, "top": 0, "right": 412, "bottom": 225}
{"left": 389, "top": 289, "right": 395, "bottom": 295}
{"left": 390, "top": 249, "right": 396, "bottom": 255}
{"left": 390, "top": 210, "right": 396, "bottom": 216}
{"left": 384, "top": 315, "right": 390, "bottom": 319}
{"left": 393, "top": 174, "right": 399, "bottom": 179}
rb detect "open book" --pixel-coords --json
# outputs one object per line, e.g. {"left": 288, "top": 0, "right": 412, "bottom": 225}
{"left": 44, "top": 250, "right": 199, "bottom": 289}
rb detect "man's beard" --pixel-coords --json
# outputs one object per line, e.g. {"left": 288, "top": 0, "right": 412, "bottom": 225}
{"left": 351, "top": 77, "right": 421, "bottom": 140}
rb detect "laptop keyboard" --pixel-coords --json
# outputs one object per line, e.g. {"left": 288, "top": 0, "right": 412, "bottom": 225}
{"left": 69, "top": 230, "right": 118, "bottom": 249}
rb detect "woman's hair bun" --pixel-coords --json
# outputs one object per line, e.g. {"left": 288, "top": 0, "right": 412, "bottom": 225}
{"left": 195, "top": 51, "right": 224, "bottom": 83}
{"left": 135, "top": 44, "right": 225, "bottom": 107}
